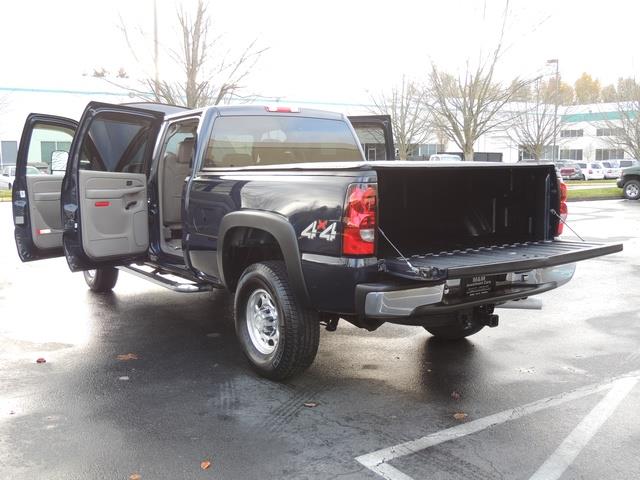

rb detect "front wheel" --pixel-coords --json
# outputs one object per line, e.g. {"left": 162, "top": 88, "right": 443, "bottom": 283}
{"left": 234, "top": 261, "right": 320, "bottom": 381}
{"left": 623, "top": 179, "right": 640, "bottom": 200}
{"left": 83, "top": 267, "right": 119, "bottom": 292}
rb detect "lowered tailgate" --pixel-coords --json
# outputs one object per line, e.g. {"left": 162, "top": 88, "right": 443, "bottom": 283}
{"left": 381, "top": 240, "right": 623, "bottom": 281}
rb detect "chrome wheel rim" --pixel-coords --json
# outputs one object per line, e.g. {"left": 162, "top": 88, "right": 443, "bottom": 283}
{"left": 626, "top": 184, "right": 639, "bottom": 198}
{"left": 246, "top": 288, "right": 280, "bottom": 355}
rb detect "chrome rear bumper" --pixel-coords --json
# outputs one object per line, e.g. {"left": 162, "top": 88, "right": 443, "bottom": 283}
{"left": 362, "top": 263, "right": 576, "bottom": 318}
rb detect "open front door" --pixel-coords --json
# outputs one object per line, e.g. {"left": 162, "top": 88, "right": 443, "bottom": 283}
{"left": 61, "top": 102, "right": 163, "bottom": 271}
{"left": 348, "top": 115, "right": 395, "bottom": 161}
{"left": 12, "top": 114, "right": 77, "bottom": 261}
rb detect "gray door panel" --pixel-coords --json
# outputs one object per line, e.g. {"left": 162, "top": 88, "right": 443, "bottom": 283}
{"left": 27, "top": 174, "right": 64, "bottom": 250}
{"left": 78, "top": 170, "right": 148, "bottom": 259}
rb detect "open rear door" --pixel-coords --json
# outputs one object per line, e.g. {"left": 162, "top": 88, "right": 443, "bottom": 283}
{"left": 348, "top": 115, "right": 395, "bottom": 160}
{"left": 61, "top": 102, "right": 163, "bottom": 271}
{"left": 12, "top": 114, "right": 77, "bottom": 261}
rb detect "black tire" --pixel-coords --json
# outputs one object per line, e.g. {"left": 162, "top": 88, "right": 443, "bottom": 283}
{"left": 234, "top": 261, "right": 320, "bottom": 381}
{"left": 83, "top": 267, "right": 119, "bottom": 292}
{"left": 424, "top": 317, "right": 484, "bottom": 341}
{"left": 623, "top": 179, "right": 640, "bottom": 200}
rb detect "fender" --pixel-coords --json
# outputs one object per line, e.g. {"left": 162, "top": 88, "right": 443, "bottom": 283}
{"left": 217, "top": 210, "right": 311, "bottom": 306}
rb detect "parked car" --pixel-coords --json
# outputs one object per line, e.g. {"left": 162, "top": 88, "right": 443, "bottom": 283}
{"left": 576, "top": 162, "right": 605, "bottom": 180}
{"left": 428, "top": 154, "right": 462, "bottom": 162}
{"left": 557, "top": 162, "right": 583, "bottom": 180}
{"left": 11, "top": 101, "right": 623, "bottom": 380}
{"left": 601, "top": 161, "right": 622, "bottom": 179}
{"left": 617, "top": 162, "right": 640, "bottom": 200}
{"left": 0, "top": 165, "right": 41, "bottom": 189}
{"left": 618, "top": 159, "right": 639, "bottom": 169}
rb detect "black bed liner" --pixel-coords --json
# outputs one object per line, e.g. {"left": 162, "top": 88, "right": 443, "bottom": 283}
{"left": 382, "top": 240, "right": 623, "bottom": 281}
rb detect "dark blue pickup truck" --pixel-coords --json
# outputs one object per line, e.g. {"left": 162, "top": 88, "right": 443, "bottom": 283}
{"left": 12, "top": 102, "right": 622, "bottom": 379}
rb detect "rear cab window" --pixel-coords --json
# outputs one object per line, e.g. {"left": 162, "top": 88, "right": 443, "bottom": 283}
{"left": 202, "top": 115, "right": 363, "bottom": 168}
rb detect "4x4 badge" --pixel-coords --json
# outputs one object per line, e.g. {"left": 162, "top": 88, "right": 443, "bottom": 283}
{"left": 301, "top": 221, "right": 337, "bottom": 241}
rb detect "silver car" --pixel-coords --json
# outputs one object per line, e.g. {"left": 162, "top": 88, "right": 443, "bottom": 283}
{"left": 0, "top": 165, "right": 41, "bottom": 190}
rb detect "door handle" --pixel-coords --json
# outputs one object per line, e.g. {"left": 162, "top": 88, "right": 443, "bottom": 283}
{"left": 125, "top": 201, "right": 137, "bottom": 210}
{"left": 86, "top": 186, "right": 144, "bottom": 199}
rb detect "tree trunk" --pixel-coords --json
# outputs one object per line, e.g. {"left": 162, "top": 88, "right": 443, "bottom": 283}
{"left": 397, "top": 142, "right": 408, "bottom": 160}
{"left": 463, "top": 147, "right": 474, "bottom": 161}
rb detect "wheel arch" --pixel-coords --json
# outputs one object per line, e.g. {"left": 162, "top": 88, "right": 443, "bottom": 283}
{"left": 217, "top": 210, "right": 310, "bottom": 305}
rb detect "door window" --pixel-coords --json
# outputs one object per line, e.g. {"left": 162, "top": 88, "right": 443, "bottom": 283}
{"left": 27, "top": 123, "right": 75, "bottom": 174}
{"left": 79, "top": 113, "right": 156, "bottom": 173}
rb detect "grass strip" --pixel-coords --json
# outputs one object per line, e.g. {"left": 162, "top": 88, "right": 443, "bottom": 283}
{"left": 567, "top": 186, "right": 622, "bottom": 201}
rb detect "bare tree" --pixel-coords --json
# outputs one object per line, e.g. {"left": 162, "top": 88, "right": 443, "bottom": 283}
{"left": 370, "top": 77, "right": 432, "bottom": 160}
{"left": 429, "top": 59, "right": 531, "bottom": 161}
{"left": 106, "top": 0, "right": 267, "bottom": 108}
{"left": 605, "top": 86, "right": 640, "bottom": 159}
{"left": 506, "top": 79, "right": 564, "bottom": 162}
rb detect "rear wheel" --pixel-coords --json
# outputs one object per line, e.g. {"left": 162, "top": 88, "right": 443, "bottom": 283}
{"left": 234, "top": 261, "right": 320, "bottom": 380}
{"left": 83, "top": 267, "right": 119, "bottom": 292}
{"left": 424, "top": 316, "right": 484, "bottom": 340}
{"left": 623, "top": 179, "right": 640, "bottom": 200}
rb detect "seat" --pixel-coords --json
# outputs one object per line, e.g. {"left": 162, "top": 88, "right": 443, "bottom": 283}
{"left": 163, "top": 137, "right": 194, "bottom": 229}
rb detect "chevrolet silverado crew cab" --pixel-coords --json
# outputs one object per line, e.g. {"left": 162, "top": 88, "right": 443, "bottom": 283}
{"left": 12, "top": 102, "right": 622, "bottom": 380}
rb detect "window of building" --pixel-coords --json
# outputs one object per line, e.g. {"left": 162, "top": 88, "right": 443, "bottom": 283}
{"left": 559, "top": 149, "right": 583, "bottom": 161}
{"left": 560, "top": 129, "right": 583, "bottom": 138}
{"left": 596, "top": 127, "right": 624, "bottom": 137}
{"left": 595, "top": 148, "right": 625, "bottom": 160}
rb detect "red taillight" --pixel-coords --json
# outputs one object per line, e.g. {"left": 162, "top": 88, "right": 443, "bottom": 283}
{"left": 343, "top": 183, "right": 377, "bottom": 255}
{"left": 557, "top": 181, "right": 568, "bottom": 236}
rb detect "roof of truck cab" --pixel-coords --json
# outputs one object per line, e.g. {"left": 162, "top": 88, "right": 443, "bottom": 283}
{"left": 213, "top": 105, "right": 345, "bottom": 120}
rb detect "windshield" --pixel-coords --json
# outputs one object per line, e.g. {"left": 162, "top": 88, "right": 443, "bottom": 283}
{"left": 26, "top": 166, "right": 40, "bottom": 175}
{"left": 203, "top": 115, "right": 363, "bottom": 168}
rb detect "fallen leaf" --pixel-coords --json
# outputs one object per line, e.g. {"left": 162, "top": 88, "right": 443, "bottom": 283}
{"left": 117, "top": 353, "right": 139, "bottom": 361}
{"left": 129, "top": 474, "right": 141, "bottom": 480}
{"left": 453, "top": 412, "right": 468, "bottom": 421}
{"left": 200, "top": 460, "right": 211, "bottom": 470}
{"left": 303, "top": 402, "right": 319, "bottom": 408}
{"left": 450, "top": 390, "right": 462, "bottom": 401}
{"left": 36, "top": 357, "right": 46, "bottom": 364}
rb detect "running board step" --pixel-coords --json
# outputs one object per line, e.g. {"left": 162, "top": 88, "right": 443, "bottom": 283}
{"left": 118, "top": 265, "right": 213, "bottom": 293}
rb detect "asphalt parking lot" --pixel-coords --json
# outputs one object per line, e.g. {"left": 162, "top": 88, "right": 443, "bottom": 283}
{"left": 1, "top": 199, "right": 640, "bottom": 480}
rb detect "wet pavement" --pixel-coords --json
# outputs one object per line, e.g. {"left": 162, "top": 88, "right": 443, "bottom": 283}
{"left": 1, "top": 199, "right": 639, "bottom": 480}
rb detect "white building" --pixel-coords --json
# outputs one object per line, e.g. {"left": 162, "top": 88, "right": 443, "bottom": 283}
{"left": 0, "top": 80, "right": 634, "bottom": 167}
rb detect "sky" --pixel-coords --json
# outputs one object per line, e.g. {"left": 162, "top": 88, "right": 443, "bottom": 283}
{"left": 1, "top": 0, "right": 640, "bottom": 117}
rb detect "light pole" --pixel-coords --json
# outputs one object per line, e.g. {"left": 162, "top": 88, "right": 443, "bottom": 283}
{"left": 547, "top": 59, "right": 559, "bottom": 162}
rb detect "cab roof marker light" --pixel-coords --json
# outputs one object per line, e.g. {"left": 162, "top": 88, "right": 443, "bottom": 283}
{"left": 265, "top": 106, "right": 300, "bottom": 113}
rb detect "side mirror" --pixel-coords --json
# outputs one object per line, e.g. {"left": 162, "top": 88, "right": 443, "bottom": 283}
{"left": 51, "top": 150, "right": 69, "bottom": 173}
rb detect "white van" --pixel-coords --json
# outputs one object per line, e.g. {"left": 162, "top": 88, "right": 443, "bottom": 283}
{"left": 428, "top": 154, "right": 462, "bottom": 162}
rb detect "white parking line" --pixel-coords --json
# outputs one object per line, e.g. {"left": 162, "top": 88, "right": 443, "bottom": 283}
{"left": 529, "top": 376, "right": 638, "bottom": 480}
{"left": 355, "top": 370, "right": 640, "bottom": 480}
